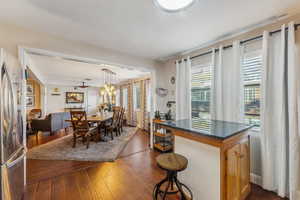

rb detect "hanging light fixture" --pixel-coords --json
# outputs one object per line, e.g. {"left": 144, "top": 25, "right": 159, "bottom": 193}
{"left": 102, "top": 68, "right": 117, "bottom": 97}
{"left": 154, "top": 0, "right": 196, "bottom": 12}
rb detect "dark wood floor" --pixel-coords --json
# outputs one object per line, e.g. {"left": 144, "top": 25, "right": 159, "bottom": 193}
{"left": 25, "top": 129, "right": 287, "bottom": 200}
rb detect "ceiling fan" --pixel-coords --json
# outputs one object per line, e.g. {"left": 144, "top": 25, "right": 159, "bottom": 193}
{"left": 78, "top": 82, "right": 89, "bottom": 88}
{"left": 75, "top": 79, "right": 91, "bottom": 89}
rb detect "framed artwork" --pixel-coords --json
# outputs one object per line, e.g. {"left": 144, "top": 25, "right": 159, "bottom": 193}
{"left": 66, "top": 92, "right": 84, "bottom": 104}
{"left": 26, "top": 96, "right": 35, "bottom": 107}
{"left": 26, "top": 83, "right": 34, "bottom": 96}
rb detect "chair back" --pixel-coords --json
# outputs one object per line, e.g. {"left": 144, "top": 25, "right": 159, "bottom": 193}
{"left": 118, "top": 108, "right": 125, "bottom": 126}
{"left": 112, "top": 106, "right": 121, "bottom": 119}
{"left": 70, "top": 111, "right": 89, "bottom": 131}
{"left": 111, "top": 109, "right": 120, "bottom": 126}
{"left": 29, "top": 109, "right": 42, "bottom": 119}
{"left": 112, "top": 106, "right": 121, "bottom": 112}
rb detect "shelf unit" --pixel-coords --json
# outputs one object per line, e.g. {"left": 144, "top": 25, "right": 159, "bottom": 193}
{"left": 153, "top": 119, "right": 174, "bottom": 152}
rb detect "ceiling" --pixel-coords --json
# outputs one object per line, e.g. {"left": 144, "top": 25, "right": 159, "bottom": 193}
{"left": 28, "top": 54, "right": 150, "bottom": 87}
{"left": 1, "top": 0, "right": 300, "bottom": 60}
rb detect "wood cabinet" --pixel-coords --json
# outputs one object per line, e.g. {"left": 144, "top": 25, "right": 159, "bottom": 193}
{"left": 226, "top": 137, "right": 250, "bottom": 200}
{"left": 226, "top": 144, "right": 240, "bottom": 200}
{"left": 154, "top": 120, "right": 252, "bottom": 200}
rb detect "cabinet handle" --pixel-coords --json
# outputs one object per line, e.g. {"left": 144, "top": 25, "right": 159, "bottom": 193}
{"left": 234, "top": 151, "right": 245, "bottom": 158}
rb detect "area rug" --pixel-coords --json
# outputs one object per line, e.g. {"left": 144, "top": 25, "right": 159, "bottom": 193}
{"left": 27, "top": 127, "right": 138, "bottom": 162}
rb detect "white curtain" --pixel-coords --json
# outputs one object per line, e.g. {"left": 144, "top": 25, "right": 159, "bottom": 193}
{"left": 115, "top": 89, "right": 120, "bottom": 106}
{"left": 260, "top": 22, "right": 300, "bottom": 199}
{"left": 287, "top": 22, "right": 300, "bottom": 200}
{"left": 176, "top": 57, "right": 191, "bottom": 120}
{"left": 122, "top": 87, "right": 128, "bottom": 110}
{"left": 224, "top": 41, "right": 244, "bottom": 122}
{"left": 260, "top": 25, "right": 288, "bottom": 196}
{"left": 212, "top": 41, "right": 244, "bottom": 122}
{"left": 213, "top": 46, "right": 224, "bottom": 120}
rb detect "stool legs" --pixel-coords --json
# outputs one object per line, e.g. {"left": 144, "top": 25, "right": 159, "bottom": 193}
{"left": 154, "top": 175, "right": 169, "bottom": 200}
{"left": 162, "top": 178, "right": 171, "bottom": 199}
{"left": 153, "top": 171, "right": 193, "bottom": 200}
{"left": 174, "top": 178, "right": 192, "bottom": 200}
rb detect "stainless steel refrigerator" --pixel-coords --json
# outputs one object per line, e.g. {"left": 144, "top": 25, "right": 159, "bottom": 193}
{"left": 0, "top": 48, "right": 26, "bottom": 200}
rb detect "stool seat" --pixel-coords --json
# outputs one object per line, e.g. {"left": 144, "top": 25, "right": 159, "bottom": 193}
{"left": 153, "top": 153, "right": 192, "bottom": 199}
{"left": 156, "top": 153, "right": 188, "bottom": 172}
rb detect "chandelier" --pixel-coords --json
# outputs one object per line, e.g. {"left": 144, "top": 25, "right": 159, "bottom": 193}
{"left": 101, "top": 68, "right": 117, "bottom": 97}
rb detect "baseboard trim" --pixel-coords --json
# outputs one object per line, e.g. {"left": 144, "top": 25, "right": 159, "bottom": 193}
{"left": 250, "top": 173, "right": 262, "bottom": 186}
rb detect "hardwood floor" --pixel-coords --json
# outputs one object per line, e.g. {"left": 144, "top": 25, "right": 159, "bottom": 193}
{"left": 25, "top": 129, "right": 287, "bottom": 200}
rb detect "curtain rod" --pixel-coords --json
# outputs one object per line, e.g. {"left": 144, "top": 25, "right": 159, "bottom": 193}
{"left": 176, "top": 23, "right": 300, "bottom": 64}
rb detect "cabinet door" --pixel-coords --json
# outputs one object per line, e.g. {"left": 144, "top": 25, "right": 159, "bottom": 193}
{"left": 239, "top": 139, "right": 251, "bottom": 199}
{"left": 226, "top": 144, "right": 240, "bottom": 200}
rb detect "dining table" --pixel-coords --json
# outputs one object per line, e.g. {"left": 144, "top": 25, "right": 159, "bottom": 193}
{"left": 66, "top": 112, "right": 114, "bottom": 141}
{"left": 65, "top": 112, "right": 114, "bottom": 123}
{"left": 85, "top": 112, "right": 114, "bottom": 123}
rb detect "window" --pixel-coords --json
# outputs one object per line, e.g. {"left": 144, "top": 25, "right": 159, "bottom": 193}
{"left": 122, "top": 88, "right": 128, "bottom": 110}
{"left": 242, "top": 51, "right": 262, "bottom": 127}
{"left": 133, "top": 83, "right": 141, "bottom": 110}
{"left": 191, "top": 61, "right": 212, "bottom": 121}
{"left": 190, "top": 44, "right": 262, "bottom": 128}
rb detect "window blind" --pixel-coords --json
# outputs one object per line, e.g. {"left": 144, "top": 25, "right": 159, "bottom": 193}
{"left": 243, "top": 55, "right": 262, "bottom": 84}
{"left": 242, "top": 53, "right": 262, "bottom": 126}
{"left": 191, "top": 61, "right": 212, "bottom": 120}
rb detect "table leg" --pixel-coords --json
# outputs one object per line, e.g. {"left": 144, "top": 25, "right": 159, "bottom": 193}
{"left": 97, "top": 122, "right": 109, "bottom": 142}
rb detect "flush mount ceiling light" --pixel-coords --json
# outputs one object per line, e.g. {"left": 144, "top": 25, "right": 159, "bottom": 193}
{"left": 154, "top": 0, "right": 196, "bottom": 12}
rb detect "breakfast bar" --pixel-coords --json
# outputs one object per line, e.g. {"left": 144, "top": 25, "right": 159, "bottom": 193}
{"left": 154, "top": 119, "right": 253, "bottom": 200}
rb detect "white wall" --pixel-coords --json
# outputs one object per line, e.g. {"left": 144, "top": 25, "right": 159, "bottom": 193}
{"left": 175, "top": 136, "right": 220, "bottom": 200}
{"left": 86, "top": 88, "right": 100, "bottom": 115}
{"left": 156, "top": 60, "right": 176, "bottom": 114}
{"left": 45, "top": 85, "right": 100, "bottom": 114}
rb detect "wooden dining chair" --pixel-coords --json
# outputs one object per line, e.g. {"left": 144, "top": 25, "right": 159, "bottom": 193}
{"left": 106, "top": 109, "right": 121, "bottom": 140}
{"left": 112, "top": 106, "right": 121, "bottom": 112}
{"left": 70, "top": 111, "right": 98, "bottom": 149}
{"left": 103, "top": 108, "right": 116, "bottom": 134}
{"left": 117, "top": 107, "right": 125, "bottom": 135}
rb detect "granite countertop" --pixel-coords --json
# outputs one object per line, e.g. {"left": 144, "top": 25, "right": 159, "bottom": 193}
{"left": 157, "top": 119, "right": 254, "bottom": 140}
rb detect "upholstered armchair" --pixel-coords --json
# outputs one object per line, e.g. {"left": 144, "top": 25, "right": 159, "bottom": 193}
{"left": 31, "top": 112, "right": 71, "bottom": 138}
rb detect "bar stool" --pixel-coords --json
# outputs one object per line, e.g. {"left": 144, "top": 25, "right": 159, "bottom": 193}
{"left": 153, "top": 153, "right": 193, "bottom": 200}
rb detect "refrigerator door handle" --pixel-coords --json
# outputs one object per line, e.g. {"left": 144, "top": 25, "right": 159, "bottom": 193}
{"left": 6, "top": 149, "right": 26, "bottom": 168}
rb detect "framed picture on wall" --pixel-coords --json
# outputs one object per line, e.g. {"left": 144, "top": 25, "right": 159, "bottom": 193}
{"left": 26, "top": 83, "right": 34, "bottom": 96}
{"left": 66, "top": 92, "right": 84, "bottom": 104}
{"left": 26, "top": 96, "right": 35, "bottom": 107}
